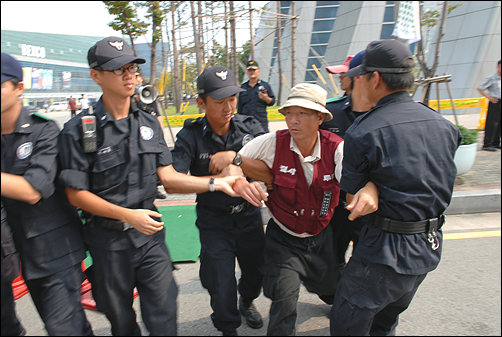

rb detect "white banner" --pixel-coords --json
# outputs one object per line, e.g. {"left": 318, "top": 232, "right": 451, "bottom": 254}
{"left": 392, "top": 1, "right": 421, "bottom": 44}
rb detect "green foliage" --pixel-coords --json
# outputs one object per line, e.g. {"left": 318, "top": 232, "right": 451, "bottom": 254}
{"left": 103, "top": 1, "right": 148, "bottom": 38}
{"left": 456, "top": 125, "right": 478, "bottom": 146}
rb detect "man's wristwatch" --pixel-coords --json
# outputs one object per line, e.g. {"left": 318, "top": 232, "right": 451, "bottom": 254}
{"left": 233, "top": 153, "right": 242, "bottom": 166}
{"left": 209, "top": 177, "right": 215, "bottom": 192}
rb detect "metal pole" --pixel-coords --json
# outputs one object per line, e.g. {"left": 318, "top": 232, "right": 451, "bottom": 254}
{"left": 445, "top": 80, "right": 459, "bottom": 125}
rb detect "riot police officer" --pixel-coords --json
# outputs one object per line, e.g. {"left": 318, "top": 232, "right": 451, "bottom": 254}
{"left": 171, "top": 66, "right": 267, "bottom": 336}
{"left": 319, "top": 50, "right": 373, "bottom": 288}
{"left": 1, "top": 53, "right": 92, "bottom": 336}
{"left": 330, "top": 40, "right": 462, "bottom": 336}
{"left": 57, "top": 37, "right": 240, "bottom": 336}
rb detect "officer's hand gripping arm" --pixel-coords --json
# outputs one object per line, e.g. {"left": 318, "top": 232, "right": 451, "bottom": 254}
{"left": 346, "top": 181, "right": 379, "bottom": 221}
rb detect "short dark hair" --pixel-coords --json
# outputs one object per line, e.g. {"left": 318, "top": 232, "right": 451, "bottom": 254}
{"left": 366, "top": 59, "right": 416, "bottom": 91}
{"left": 198, "top": 93, "right": 208, "bottom": 103}
{"left": 9, "top": 78, "right": 20, "bottom": 87}
{"left": 498, "top": 60, "right": 501, "bottom": 66}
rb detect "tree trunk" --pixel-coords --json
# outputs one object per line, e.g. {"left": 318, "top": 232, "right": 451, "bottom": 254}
{"left": 198, "top": 1, "right": 205, "bottom": 68}
{"left": 276, "top": 1, "right": 282, "bottom": 104}
{"left": 249, "top": 1, "right": 255, "bottom": 60}
{"left": 171, "top": 1, "right": 181, "bottom": 114}
{"left": 230, "top": 1, "right": 238, "bottom": 83}
{"left": 225, "top": 1, "right": 229, "bottom": 68}
{"left": 191, "top": 2, "right": 202, "bottom": 75}
{"left": 291, "top": 1, "right": 296, "bottom": 87}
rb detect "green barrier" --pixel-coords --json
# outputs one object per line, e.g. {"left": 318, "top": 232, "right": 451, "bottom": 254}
{"left": 83, "top": 204, "right": 200, "bottom": 267}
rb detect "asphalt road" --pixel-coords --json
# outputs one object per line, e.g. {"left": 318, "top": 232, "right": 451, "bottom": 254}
{"left": 11, "top": 212, "right": 501, "bottom": 336}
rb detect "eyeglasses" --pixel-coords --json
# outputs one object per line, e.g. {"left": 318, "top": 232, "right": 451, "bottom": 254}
{"left": 96, "top": 64, "right": 138, "bottom": 76}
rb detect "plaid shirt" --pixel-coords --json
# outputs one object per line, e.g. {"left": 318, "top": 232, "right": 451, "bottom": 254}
{"left": 478, "top": 72, "right": 501, "bottom": 99}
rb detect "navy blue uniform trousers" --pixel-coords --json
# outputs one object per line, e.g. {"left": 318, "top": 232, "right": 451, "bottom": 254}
{"left": 25, "top": 264, "right": 93, "bottom": 336}
{"left": 196, "top": 205, "right": 264, "bottom": 332}
{"left": 86, "top": 229, "right": 178, "bottom": 336}
{"left": 330, "top": 254, "right": 427, "bottom": 336}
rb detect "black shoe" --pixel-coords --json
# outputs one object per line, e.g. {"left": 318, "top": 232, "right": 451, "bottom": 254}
{"left": 156, "top": 191, "right": 167, "bottom": 199}
{"left": 494, "top": 145, "right": 501, "bottom": 149}
{"left": 482, "top": 146, "right": 496, "bottom": 152}
{"left": 239, "top": 297, "right": 263, "bottom": 329}
{"left": 222, "top": 330, "right": 238, "bottom": 336}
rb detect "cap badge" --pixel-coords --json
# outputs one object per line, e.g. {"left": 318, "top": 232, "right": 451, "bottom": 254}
{"left": 215, "top": 70, "right": 228, "bottom": 80}
{"left": 109, "top": 41, "right": 124, "bottom": 51}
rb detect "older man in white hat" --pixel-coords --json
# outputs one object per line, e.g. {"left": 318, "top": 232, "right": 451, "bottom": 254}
{"left": 210, "top": 83, "right": 379, "bottom": 336}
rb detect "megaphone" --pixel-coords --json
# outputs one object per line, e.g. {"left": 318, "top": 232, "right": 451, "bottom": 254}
{"left": 138, "top": 85, "right": 157, "bottom": 104}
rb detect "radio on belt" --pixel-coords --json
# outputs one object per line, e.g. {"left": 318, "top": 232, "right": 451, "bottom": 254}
{"left": 320, "top": 191, "right": 332, "bottom": 217}
{"left": 81, "top": 105, "right": 97, "bottom": 153}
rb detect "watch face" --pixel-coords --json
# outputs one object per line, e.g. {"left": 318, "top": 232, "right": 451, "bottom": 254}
{"left": 233, "top": 153, "right": 242, "bottom": 166}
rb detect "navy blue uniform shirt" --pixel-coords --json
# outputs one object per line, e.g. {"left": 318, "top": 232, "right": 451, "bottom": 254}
{"left": 171, "top": 114, "right": 265, "bottom": 208}
{"left": 321, "top": 95, "right": 366, "bottom": 138}
{"left": 58, "top": 98, "right": 172, "bottom": 249}
{"left": 1, "top": 108, "right": 86, "bottom": 279}
{"left": 341, "top": 91, "right": 462, "bottom": 274}
{"left": 237, "top": 80, "right": 275, "bottom": 132}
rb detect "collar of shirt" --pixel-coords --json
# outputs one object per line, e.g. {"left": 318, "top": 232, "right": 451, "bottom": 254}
{"left": 201, "top": 115, "right": 237, "bottom": 138}
{"left": 289, "top": 131, "right": 321, "bottom": 164}
{"left": 94, "top": 96, "right": 139, "bottom": 131}
{"left": 14, "top": 108, "right": 34, "bottom": 134}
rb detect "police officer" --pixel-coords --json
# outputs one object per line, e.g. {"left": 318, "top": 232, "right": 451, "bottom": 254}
{"left": 57, "top": 37, "right": 240, "bottom": 336}
{"left": 237, "top": 60, "right": 275, "bottom": 132}
{"left": 171, "top": 66, "right": 267, "bottom": 336}
{"left": 319, "top": 50, "right": 373, "bottom": 285}
{"left": 1, "top": 202, "right": 25, "bottom": 337}
{"left": 330, "top": 40, "right": 462, "bottom": 336}
{"left": 1, "top": 53, "right": 92, "bottom": 336}
{"left": 131, "top": 71, "right": 168, "bottom": 200}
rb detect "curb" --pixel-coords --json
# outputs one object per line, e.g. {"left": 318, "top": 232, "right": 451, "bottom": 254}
{"left": 445, "top": 189, "right": 501, "bottom": 215}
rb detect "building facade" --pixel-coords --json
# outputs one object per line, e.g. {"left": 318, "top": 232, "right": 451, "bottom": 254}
{"left": 253, "top": 1, "right": 501, "bottom": 105}
{"left": 1, "top": 30, "right": 169, "bottom": 106}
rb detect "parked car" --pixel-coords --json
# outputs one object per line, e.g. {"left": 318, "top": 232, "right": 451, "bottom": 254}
{"left": 48, "top": 102, "right": 67, "bottom": 112}
{"left": 23, "top": 105, "right": 43, "bottom": 113}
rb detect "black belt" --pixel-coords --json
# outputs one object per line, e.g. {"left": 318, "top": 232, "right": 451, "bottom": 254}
{"left": 88, "top": 217, "right": 133, "bottom": 231}
{"left": 202, "top": 201, "right": 251, "bottom": 214}
{"left": 370, "top": 214, "right": 445, "bottom": 235}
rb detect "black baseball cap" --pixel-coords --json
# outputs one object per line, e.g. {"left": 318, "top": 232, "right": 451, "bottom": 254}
{"left": 346, "top": 40, "right": 414, "bottom": 78}
{"left": 1, "top": 53, "right": 23, "bottom": 83}
{"left": 246, "top": 60, "right": 259, "bottom": 70}
{"left": 88, "top": 36, "right": 145, "bottom": 70}
{"left": 197, "top": 66, "right": 245, "bottom": 100}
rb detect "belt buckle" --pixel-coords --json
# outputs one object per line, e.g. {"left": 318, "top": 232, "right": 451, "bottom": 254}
{"left": 230, "top": 203, "right": 244, "bottom": 214}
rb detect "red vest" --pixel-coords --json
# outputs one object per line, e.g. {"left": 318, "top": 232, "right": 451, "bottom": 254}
{"left": 266, "top": 129, "right": 343, "bottom": 235}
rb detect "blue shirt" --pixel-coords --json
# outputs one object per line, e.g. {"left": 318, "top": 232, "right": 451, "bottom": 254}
{"left": 237, "top": 80, "right": 275, "bottom": 132}
{"left": 478, "top": 72, "right": 501, "bottom": 99}
{"left": 341, "top": 91, "right": 462, "bottom": 274}
{"left": 58, "top": 98, "right": 172, "bottom": 249}
{"left": 1, "top": 108, "right": 86, "bottom": 279}
{"left": 171, "top": 114, "right": 265, "bottom": 208}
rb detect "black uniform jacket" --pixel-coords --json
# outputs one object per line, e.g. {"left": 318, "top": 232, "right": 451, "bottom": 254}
{"left": 58, "top": 98, "right": 172, "bottom": 250}
{"left": 1, "top": 108, "right": 86, "bottom": 280}
{"left": 171, "top": 114, "right": 265, "bottom": 208}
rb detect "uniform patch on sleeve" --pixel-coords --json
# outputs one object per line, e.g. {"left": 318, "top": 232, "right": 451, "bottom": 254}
{"left": 242, "top": 134, "right": 254, "bottom": 146}
{"left": 140, "top": 126, "right": 154, "bottom": 140}
{"left": 17, "top": 142, "right": 33, "bottom": 159}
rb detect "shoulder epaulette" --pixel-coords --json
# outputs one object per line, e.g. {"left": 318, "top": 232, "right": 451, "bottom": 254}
{"left": 326, "top": 96, "right": 343, "bottom": 104}
{"left": 184, "top": 117, "right": 204, "bottom": 128}
{"left": 32, "top": 112, "right": 52, "bottom": 121}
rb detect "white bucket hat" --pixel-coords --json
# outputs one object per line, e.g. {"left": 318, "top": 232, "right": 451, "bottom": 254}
{"left": 278, "top": 83, "right": 333, "bottom": 122}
